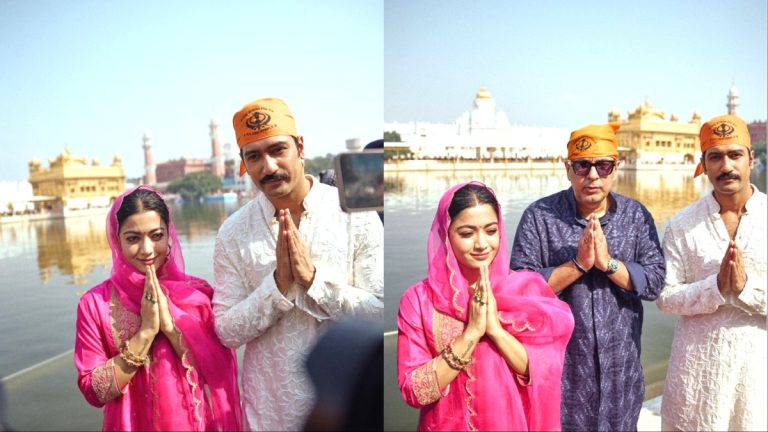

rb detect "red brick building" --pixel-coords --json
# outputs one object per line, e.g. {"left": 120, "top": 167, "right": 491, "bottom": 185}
{"left": 748, "top": 120, "right": 766, "bottom": 144}
{"left": 155, "top": 158, "right": 210, "bottom": 183}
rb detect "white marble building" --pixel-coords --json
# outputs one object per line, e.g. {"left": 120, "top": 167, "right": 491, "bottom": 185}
{"left": 385, "top": 87, "right": 570, "bottom": 160}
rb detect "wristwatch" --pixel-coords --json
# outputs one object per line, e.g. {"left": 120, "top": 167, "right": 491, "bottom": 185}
{"left": 606, "top": 258, "right": 620, "bottom": 275}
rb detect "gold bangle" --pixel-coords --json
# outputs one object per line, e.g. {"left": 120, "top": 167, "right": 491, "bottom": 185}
{"left": 452, "top": 341, "right": 473, "bottom": 366}
{"left": 119, "top": 341, "right": 147, "bottom": 367}
{"left": 451, "top": 343, "right": 471, "bottom": 367}
{"left": 440, "top": 347, "right": 463, "bottom": 370}
{"left": 119, "top": 352, "right": 144, "bottom": 368}
{"left": 441, "top": 343, "right": 470, "bottom": 370}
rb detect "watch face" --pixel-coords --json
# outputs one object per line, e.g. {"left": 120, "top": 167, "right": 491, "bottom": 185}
{"left": 608, "top": 259, "right": 619, "bottom": 273}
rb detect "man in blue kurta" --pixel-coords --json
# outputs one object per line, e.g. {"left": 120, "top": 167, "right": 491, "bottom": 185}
{"left": 510, "top": 123, "right": 665, "bottom": 431}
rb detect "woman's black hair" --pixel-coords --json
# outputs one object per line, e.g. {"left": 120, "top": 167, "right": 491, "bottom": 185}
{"left": 447, "top": 183, "right": 500, "bottom": 220}
{"left": 116, "top": 188, "right": 170, "bottom": 230}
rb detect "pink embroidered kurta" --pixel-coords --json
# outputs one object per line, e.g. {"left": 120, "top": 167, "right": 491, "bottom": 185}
{"left": 398, "top": 275, "right": 573, "bottom": 431}
{"left": 397, "top": 182, "right": 574, "bottom": 431}
{"left": 76, "top": 282, "right": 213, "bottom": 431}
{"left": 74, "top": 185, "right": 243, "bottom": 431}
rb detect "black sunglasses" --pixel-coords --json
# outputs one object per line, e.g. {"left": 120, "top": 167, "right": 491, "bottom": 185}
{"left": 568, "top": 159, "right": 616, "bottom": 177}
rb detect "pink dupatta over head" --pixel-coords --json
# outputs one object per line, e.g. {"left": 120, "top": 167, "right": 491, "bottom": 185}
{"left": 426, "top": 181, "right": 574, "bottom": 430}
{"left": 104, "top": 185, "right": 242, "bottom": 430}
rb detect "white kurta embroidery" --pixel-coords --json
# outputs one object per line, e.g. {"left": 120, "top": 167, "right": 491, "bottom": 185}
{"left": 212, "top": 180, "right": 383, "bottom": 431}
{"left": 657, "top": 187, "right": 767, "bottom": 431}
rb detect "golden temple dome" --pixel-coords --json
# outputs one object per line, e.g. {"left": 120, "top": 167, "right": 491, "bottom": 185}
{"left": 475, "top": 86, "right": 493, "bottom": 100}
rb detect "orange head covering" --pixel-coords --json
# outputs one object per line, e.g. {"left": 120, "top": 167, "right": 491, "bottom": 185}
{"left": 694, "top": 114, "right": 751, "bottom": 177}
{"left": 232, "top": 97, "right": 298, "bottom": 176}
{"left": 566, "top": 123, "right": 621, "bottom": 160}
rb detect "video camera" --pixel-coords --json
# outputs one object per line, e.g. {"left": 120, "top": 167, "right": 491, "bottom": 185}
{"left": 334, "top": 149, "right": 383, "bottom": 213}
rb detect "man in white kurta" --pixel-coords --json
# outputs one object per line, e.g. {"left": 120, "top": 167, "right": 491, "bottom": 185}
{"left": 657, "top": 114, "right": 767, "bottom": 431}
{"left": 212, "top": 98, "right": 383, "bottom": 430}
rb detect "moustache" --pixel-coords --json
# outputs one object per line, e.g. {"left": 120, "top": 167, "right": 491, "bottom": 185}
{"left": 260, "top": 173, "right": 289, "bottom": 184}
{"left": 717, "top": 172, "right": 740, "bottom": 181}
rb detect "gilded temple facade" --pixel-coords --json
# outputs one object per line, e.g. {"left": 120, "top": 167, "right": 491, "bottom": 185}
{"left": 28, "top": 147, "right": 125, "bottom": 211}
{"left": 609, "top": 99, "right": 701, "bottom": 165}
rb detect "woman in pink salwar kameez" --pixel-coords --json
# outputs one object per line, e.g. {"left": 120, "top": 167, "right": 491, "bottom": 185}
{"left": 397, "top": 182, "right": 575, "bottom": 431}
{"left": 74, "top": 186, "right": 243, "bottom": 431}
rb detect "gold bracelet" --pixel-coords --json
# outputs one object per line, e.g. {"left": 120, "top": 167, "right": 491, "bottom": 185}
{"left": 119, "top": 352, "right": 144, "bottom": 368}
{"left": 119, "top": 341, "right": 147, "bottom": 367}
{"left": 450, "top": 342, "right": 471, "bottom": 367}
{"left": 124, "top": 344, "right": 147, "bottom": 363}
{"left": 440, "top": 346, "right": 463, "bottom": 370}
{"left": 120, "top": 348, "right": 146, "bottom": 366}
{"left": 441, "top": 343, "right": 470, "bottom": 370}
{"left": 452, "top": 341, "right": 473, "bottom": 366}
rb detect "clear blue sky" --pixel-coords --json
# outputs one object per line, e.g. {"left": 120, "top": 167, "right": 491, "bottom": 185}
{"left": 2, "top": 1, "right": 765, "bottom": 182}
{"left": 385, "top": 0, "right": 767, "bottom": 129}
{"left": 0, "top": 0, "right": 383, "bottom": 181}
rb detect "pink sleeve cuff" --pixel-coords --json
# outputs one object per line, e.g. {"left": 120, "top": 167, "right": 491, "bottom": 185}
{"left": 91, "top": 358, "right": 122, "bottom": 403}
{"left": 412, "top": 358, "right": 443, "bottom": 405}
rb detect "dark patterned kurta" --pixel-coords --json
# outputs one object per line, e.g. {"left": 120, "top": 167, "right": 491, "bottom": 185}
{"left": 510, "top": 188, "right": 665, "bottom": 431}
